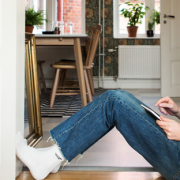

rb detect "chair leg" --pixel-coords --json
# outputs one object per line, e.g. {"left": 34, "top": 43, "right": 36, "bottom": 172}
{"left": 84, "top": 70, "right": 92, "bottom": 103}
{"left": 87, "top": 69, "right": 95, "bottom": 96}
{"left": 50, "top": 69, "right": 60, "bottom": 108}
{"left": 39, "top": 63, "right": 46, "bottom": 91}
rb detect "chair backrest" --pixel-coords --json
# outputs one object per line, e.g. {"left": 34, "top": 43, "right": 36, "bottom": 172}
{"left": 86, "top": 24, "right": 102, "bottom": 67}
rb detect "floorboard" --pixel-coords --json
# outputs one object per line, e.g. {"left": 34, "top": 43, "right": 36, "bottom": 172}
{"left": 16, "top": 171, "right": 165, "bottom": 180}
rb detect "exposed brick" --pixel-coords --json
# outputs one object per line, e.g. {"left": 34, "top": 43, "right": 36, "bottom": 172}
{"left": 74, "top": 7, "right": 79, "bottom": 10}
{"left": 70, "top": 16, "right": 77, "bottom": 19}
{"left": 57, "top": 0, "right": 81, "bottom": 33}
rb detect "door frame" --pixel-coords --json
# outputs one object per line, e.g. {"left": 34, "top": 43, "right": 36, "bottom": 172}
{"left": 0, "top": 0, "right": 25, "bottom": 179}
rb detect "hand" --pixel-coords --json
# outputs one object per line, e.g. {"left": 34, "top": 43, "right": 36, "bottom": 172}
{"left": 155, "top": 96, "right": 180, "bottom": 119}
{"left": 156, "top": 116, "right": 180, "bottom": 141}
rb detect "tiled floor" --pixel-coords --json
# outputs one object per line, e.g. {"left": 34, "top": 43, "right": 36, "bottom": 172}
{"left": 33, "top": 89, "right": 180, "bottom": 170}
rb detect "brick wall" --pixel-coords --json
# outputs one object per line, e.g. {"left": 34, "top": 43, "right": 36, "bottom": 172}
{"left": 57, "top": 0, "right": 81, "bottom": 34}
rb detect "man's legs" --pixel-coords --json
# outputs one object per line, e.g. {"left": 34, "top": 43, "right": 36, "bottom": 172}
{"left": 50, "top": 90, "right": 180, "bottom": 180}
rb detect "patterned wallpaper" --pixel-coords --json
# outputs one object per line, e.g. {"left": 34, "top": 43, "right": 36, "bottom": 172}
{"left": 85, "top": 0, "right": 160, "bottom": 76}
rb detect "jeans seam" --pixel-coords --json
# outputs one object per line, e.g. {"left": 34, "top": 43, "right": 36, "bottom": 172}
{"left": 112, "top": 96, "right": 177, "bottom": 147}
{"left": 53, "top": 96, "right": 109, "bottom": 140}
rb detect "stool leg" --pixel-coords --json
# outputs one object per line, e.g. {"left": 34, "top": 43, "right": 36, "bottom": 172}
{"left": 37, "top": 64, "right": 41, "bottom": 95}
{"left": 39, "top": 82, "right": 41, "bottom": 95}
{"left": 84, "top": 70, "right": 92, "bottom": 103}
{"left": 50, "top": 69, "right": 60, "bottom": 108}
{"left": 39, "top": 63, "right": 46, "bottom": 91}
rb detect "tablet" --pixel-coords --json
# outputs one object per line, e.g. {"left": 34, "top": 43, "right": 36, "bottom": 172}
{"left": 141, "top": 104, "right": 161, "bottom": 121}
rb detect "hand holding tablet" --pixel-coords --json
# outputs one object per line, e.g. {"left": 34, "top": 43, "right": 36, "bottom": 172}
{"left": 141, "top": 104, "right": 162, "bottom": 121}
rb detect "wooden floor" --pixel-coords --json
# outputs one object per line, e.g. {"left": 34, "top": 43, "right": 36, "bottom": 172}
{"left": 16, "top": 171, "right": 165, "bottom": 180}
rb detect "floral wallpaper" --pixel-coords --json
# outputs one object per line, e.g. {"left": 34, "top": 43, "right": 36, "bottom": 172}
{"left": 85, "top": 0, "right": 160, "bottom": 76}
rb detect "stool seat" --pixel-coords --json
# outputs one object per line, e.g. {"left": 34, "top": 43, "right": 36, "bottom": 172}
{"left": 37, "top": 60, "right": 46, "bottom": 64}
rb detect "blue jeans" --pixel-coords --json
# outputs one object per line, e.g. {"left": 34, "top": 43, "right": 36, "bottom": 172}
{"left": 50, "top": 90, "right": 180, "bottom": 180}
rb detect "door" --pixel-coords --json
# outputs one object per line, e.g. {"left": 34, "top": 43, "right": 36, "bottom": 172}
{"left": 0, "top": 0, "right": 25, "bottom": 180}
{"left": 161, "top": 0, "right": 180, "bottom": 97}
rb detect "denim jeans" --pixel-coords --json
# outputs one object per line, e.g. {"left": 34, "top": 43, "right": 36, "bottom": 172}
{"left": 50, "top": 90, "right": 180, "bottom": 180}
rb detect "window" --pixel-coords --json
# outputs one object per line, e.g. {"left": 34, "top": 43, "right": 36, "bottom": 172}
{"left": 25, "top": 0, "right": 46, "bottom": 34}
{"left": 113, "top": 0, "right": 161, "bottom": 38}
{"left": 25, "top": 0, "right": 85, "bottom": 34}
{"left": 57, "top": 0, "right": 82, "bottom": 34}
{"left": 155, "top": 0, "right": 160, "bottom": 34}
{"left": 119, "top": 0, "right": 145, "bottom": 35}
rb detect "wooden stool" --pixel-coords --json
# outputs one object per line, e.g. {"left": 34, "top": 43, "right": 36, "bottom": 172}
{"left": 37, "top": 60, "right": 46, "bottom": 94}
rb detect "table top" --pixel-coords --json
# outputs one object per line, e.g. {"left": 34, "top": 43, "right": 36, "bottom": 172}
{"left": 35, "top": 34, "right": 89, "bottom": 38}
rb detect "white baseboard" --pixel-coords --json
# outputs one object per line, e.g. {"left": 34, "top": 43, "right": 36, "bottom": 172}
{"left": 93, "top": 76, "right": 161, "bottom": 89}
{"left": 45, "top": 77, "right": 161, "bottom": 89}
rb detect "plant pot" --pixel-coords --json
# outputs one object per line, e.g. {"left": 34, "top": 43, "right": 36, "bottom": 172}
{"left": 127, "top": 26, "right": 138, "bottom": 37}
{"left": 25, "top": 26, "right": 34, "bottom": 33}
{"left": 147, "top": 30, "right": 154, "bottom": 37}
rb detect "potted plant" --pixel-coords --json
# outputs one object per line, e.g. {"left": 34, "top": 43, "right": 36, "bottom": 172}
{"left": 25, "top": 7, "right": 48, "bottom": 33}
{"left": 120, "top": 2, "right": 149, "bottom": 37}
{"left": 146, "top": 10, "right": 160, "bottom": 37}
{"left": 146, "top": 19, "right": 154, "bottom": 37}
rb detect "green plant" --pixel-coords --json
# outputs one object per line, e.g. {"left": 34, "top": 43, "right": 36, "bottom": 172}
{"left": 147, "top": 9, "right": 160, "bottom": 30}
{"left": 120, "top": 2, "right": 149, "bottom": 26}
{"left": 147, "top": 20, "right": 154, "bottom": 30}
{"left": 25, "top": 7, "right": 48, "bottom": 28}
{"left": 152, "top": 9, "right": 160, "bottom": 24}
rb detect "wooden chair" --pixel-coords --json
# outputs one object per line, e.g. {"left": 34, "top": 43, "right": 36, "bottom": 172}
{"left": 50, "top": 24, "right": 102, "bottom": 108}
{"left": 58, "top": 54, "right": 95, "bottom": 95}
{"left": 37, "top": 60, "right": 46, "bottom": 94}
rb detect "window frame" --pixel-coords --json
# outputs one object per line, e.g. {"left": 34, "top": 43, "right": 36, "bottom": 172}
{"left": 81, "top": 0, "right": 86, "bottom": 34}
{"left": 113, "top": 0, "right": 160, "bottom": 38}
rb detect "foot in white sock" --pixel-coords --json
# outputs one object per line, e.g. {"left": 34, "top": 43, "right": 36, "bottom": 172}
{"left": 16, "top": 132, "right": 65, "bottom": 180}
{"left": 23, "top": 139, "right": 61, "bottom": 173}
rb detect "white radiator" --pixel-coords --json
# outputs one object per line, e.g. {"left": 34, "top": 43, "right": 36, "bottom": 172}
{"left": 118, "top": 46, "right": 160, "bottom": 79}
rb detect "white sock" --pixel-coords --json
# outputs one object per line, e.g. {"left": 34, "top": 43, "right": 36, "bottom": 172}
{"left": 23, "top": 139, "right": 61, "bottom": 173}
{"left": 16, "top": 132, "right": 64, "bottom": 180}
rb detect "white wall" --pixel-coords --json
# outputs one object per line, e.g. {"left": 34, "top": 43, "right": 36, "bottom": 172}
{"left": 0, "top": 0, "right": 25, "bottom": 179}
